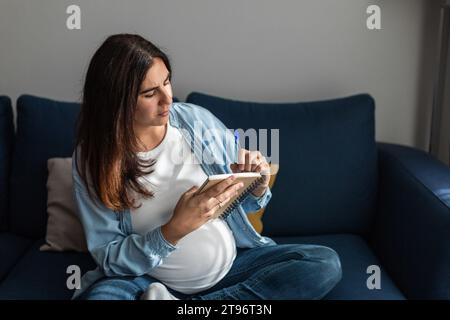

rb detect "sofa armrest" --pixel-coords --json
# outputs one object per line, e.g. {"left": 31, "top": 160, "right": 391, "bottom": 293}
{"left": 371, "top": 142, "right": 450, "bottom": 299}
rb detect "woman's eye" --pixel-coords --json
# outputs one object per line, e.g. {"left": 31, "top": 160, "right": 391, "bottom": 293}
{"left": 143, "top": 82, "right": 169, "bottom": 97}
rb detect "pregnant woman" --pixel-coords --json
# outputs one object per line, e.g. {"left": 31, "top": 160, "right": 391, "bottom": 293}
{"left": 71, "top": 34, "right": 342, "bottom": 300}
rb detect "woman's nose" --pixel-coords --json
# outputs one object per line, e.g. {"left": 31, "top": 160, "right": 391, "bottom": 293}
{"left": 160, "top": 87, "right": 172, "bottom": 104}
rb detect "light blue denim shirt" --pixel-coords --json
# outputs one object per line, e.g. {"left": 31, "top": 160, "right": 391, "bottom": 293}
{"left": 71, "top": 102, "right": 276, "bottom": 300}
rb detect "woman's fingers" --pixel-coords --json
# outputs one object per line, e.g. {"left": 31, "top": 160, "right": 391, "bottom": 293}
{"left": 229, "top": 163, "right": 241, "bottom": 173}
{"left": 199, "top": 175, "right": 235, "bottom": 200}
{"left": 245, "top": 151, "right": 256, "bottom": 172}
{"left": 255, "top": 158, "right": 271, "bottom": 173}
{"left": 203, "top": 196, "right": 230, "bottom": 218}
{"left": 203, "top": 182, "right": 244, "bottom": 215}
{"left": 238, "top": 149, "right": 267, "bottom": 172}
{"left": 215, "top": 182, "right": 243, "bottom": 205}
{"left": 238, "top": 148, "right": 247, "bottom": 171}
{"left": 238, "top": 149, "right": 269, "bottom": 174}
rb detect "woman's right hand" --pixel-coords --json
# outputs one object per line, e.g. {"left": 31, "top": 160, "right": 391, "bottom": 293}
{"left": 161, "top": 175, "right": 244, "bottom": 245}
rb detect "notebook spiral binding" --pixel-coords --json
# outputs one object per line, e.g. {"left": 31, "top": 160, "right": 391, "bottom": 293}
{"left": 219, "top": 175, "right": 266, "bottom": 220}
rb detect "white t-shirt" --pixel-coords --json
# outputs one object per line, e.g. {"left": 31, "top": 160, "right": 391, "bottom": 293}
{"left": 131, "top": 121, "right": 237, "bottom": 294}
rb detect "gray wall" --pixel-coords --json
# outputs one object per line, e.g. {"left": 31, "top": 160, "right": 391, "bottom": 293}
{"left": 0, "top": 0, "right": 442, "bottom": 152}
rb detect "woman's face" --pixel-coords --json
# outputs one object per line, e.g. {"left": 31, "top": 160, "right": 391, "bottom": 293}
{"left": 134, "top": 57, "right": 173, "bottom": 127}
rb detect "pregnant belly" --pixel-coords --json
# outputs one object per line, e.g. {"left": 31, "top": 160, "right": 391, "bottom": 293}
{"left": 148, "top": 219, "right": 237, "bottom": 294}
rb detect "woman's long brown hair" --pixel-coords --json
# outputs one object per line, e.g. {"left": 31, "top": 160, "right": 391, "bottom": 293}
{"left": 74, "top": 34, "right": 172, "bottom": 212}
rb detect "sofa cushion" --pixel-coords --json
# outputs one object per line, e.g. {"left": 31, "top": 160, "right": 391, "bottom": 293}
{"left": 272, "top": 234, "right": 405, "bottom": 300}
{"left": 0, "top": 96, "right": 14, "bottom": 231}
{"left": 0, "top": 232, "right": 33, "bottom": 281}
{"left": 9, "top": 95, "right": 80, "bottom": 238}
{"left": 0, "top": 233, "right": 404, "bottom": 300}
{"left": 0, "top": 239, "right": 96, "bottom": 299}
{"left": 186, "top": 92, "right": 378, "bottom": 237}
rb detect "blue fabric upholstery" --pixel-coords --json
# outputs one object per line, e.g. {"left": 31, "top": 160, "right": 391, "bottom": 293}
{"left": 0, "top": 96, "right": 14, "bottom": 231}
{"left": 0, "top": 239, "right": 96, "bottom": 299}
{"left": 371, "top": 143, "right": 450, "bottom": 299}
{"left": 273, "top": 234, "right": 405, "bottom": 299}
{"left": 9, "top": 95, "right": 80, "bottom": 238}
{"left": 186, "top": 92, "right": 378, "bottom": 237}
{"left": 0, "top": 232, "right": 33, "bottom": 282}
{"left": 0, "top": 234, "right": 405, "bottom": 300}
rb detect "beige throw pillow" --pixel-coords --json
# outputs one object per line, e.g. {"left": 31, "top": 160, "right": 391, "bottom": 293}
{"left": 40, "top": 157, "right": 88, "bottom": 252}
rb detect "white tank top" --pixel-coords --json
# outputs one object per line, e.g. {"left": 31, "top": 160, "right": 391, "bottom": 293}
{"left": 130, "top": 121, "right": 237, "bottom": 294}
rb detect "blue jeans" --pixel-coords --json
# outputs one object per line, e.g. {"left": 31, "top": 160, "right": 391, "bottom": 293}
{"left": 76, "top": 244, "right": 342, "bottom": 300}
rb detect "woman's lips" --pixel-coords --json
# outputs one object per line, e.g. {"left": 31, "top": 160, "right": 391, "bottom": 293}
{"left": 158, "top": 110, "right": 169, "bottom": 116}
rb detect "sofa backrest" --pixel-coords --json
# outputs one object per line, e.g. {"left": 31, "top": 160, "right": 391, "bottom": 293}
{"left": 0, "top": 96, "right": 14, "bottom": 232}
{"left": 8, "top": 93, "right": 376, "bottom": 238}
{"left": 186, "top": 92, "right": 378, "bottom": 237}
{"left": 9, "top": 95, "right": 80, "bottom": 238}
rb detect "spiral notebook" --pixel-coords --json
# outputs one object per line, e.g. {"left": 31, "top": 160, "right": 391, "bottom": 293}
{"left": 193, "top": 172, "right": 269, "bottom": 220}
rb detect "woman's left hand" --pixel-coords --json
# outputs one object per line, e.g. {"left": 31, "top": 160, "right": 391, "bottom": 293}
{"left": 230, "top": 148, "right": 270, "bottom": 198}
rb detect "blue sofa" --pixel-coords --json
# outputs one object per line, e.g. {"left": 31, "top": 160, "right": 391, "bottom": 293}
{"left": 0, "top": 92, "right": 449, "bottom": 300}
